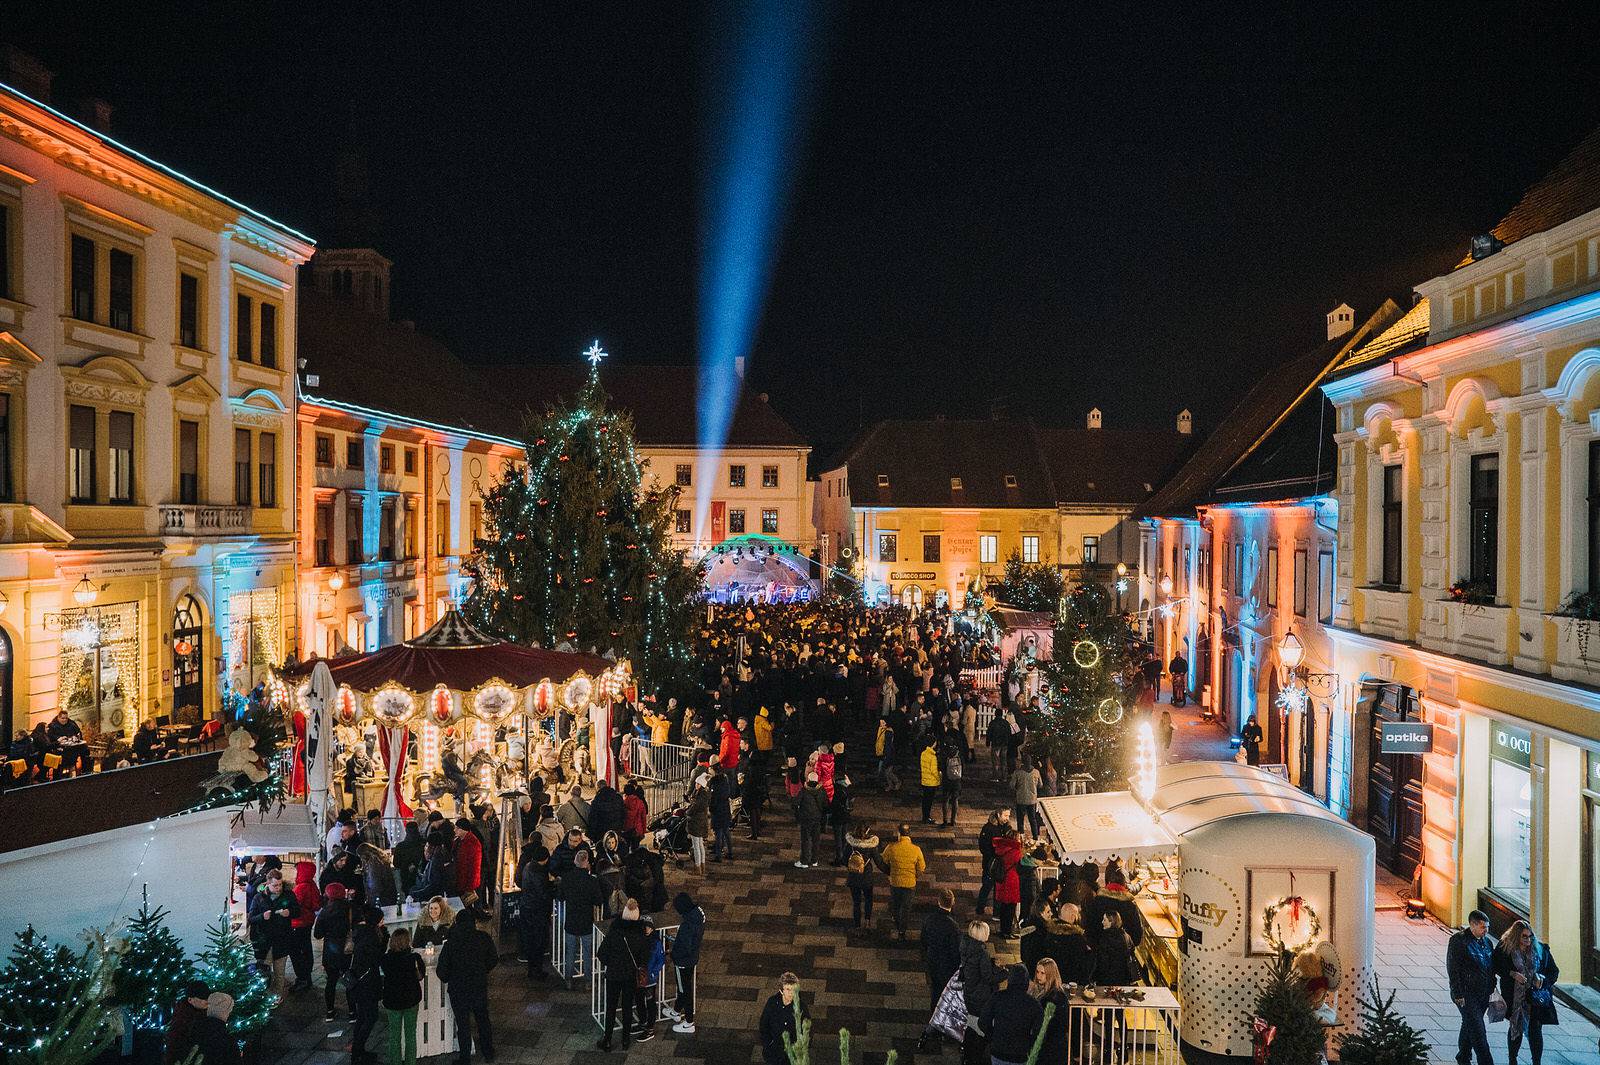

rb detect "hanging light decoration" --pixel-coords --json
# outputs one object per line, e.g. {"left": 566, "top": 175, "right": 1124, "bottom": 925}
{"left": 73, "top": 575, "right": 97, "bottom": 606}
{"left": 329, "top": 572, "right": 345, "bottom": 591}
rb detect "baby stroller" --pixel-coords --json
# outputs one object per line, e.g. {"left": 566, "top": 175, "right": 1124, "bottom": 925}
{"left": 649, "top": 804, "right": 695, "bottom": 868}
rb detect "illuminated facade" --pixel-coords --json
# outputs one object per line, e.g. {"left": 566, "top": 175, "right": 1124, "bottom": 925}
{"left": 818, "top": 417, "right": 1191, "bottom": 608}
{"left": 0, "top": 77, "right": 312, "bottom": 752}
{"left": 1322, "top": 129, "right": 1600, "bottom": 981}
{"left": 295, "top": 273, "right": 521, "bottom": 659}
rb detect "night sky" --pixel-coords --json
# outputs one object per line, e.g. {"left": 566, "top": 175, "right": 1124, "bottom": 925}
{"left": 8, "top": 5, "right": 1600, "bottom": 459}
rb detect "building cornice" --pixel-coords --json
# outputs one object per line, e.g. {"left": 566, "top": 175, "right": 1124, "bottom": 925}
{"left": 1323, "top": 288, "right": 1600, "bottom": 405}
{"left": 298, "top": 394, "right": 523, "bottom": 450}
{"left": 0, "top": 80, "right": 315, "bottom": 263}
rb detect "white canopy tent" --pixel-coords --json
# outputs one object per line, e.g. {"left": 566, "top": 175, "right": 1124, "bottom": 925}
{"left": 1037, "top": 762, "right": 1375, "bottom": 1059}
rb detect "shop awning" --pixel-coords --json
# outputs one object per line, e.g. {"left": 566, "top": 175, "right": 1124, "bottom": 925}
{"left": 1037, "top": 790, "right": 1176, "bottom": 863}
{"left": 231, "top": 802, "right": 319, "bottom": 857}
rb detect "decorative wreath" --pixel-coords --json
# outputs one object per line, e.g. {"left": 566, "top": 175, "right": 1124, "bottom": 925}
{"left": 1072, "top": 639, "right": 1102, "bottom": 669}
{"left": 1096, "top": 697, "right": 1124, "bottom": 724}
{"left": 1262, "top": 895, "right": 1322, "bottom": 955}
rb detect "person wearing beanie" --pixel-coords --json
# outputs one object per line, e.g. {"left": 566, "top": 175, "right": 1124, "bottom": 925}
{"left": 313, "top": 881, "right": 352, "bottom": 1019}
{"left": 193, "top": 994, "right": 240, "bottom": 1065}
{"left": 662, "top": 892, "right": 705, "bottom": 1034}
{"left": 164, "top": 979, "right": 211, "bottom": 1065}
{"left": 520, "top": 845, "right": 554, "bottom": 981}
{"left": 982, "top": 963, "right": 1044, "bottom": 1065}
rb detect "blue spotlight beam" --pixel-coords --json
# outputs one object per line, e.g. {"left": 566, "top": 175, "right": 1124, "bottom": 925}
{"left": 695, "top": 0, "right": 823, "bottom": 532}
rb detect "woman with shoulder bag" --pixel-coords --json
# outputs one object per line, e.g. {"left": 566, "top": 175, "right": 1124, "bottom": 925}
{"left": 312, "top": 882, "right": 352, "bottom": 1021}
{"left": 1493, "top": 920, "right": 1559, "bottom": 1065}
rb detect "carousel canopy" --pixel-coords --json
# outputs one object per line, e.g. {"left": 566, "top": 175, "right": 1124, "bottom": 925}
{"left": 285, "top": 608, "right": 624, "bottom": 727}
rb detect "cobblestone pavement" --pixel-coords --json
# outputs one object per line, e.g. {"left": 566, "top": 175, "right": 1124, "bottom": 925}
{"left": 257, "top": 707, "right": 1600, "bottom": 1064}
{"left": 260, "top": 729, "right": 1015, "bottom": 1065}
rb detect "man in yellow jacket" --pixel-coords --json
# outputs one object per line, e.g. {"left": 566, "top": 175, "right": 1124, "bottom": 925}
{"left": 882, "top": 824, "right": 926, "bottom": 940}
{"left": 918, "top": 741, "right": 942, "bottom": 824}
{"left": 753, "top": 707, "right": 775, "bottom": 753}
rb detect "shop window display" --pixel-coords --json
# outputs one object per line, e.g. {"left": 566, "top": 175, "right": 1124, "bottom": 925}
{"left": 1489, "top": 723, "right": 1533, "bottom": 911}
{"left": 56, "top": 601, "right": 140, "bottom": 738}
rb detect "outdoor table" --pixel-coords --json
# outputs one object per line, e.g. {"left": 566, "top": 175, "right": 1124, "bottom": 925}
{"left": 415, "top": 943, "right": 458, "bottom": 1057}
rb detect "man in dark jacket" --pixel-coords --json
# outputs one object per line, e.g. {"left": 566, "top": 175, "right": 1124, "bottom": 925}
{"left": 829, "top": 774, "right": 854, "bottom": 865}
{"left": 558, "top": 850, "right": 608, "bottom": 987}
{"left": 437, "top": 907, "right": 498, "bottom": 1065}
{"left": 519, "top": 845, "right": 554, "bottom": 981}
{"left": 983, "top": 963, "right": 1044, "bottom": 1065}
{"left": 1446, "top": 910, "right": 1497, "bottom": 1065}
{"left": 758, "top": 972, "right": 808, "bottom": 1065}
{"left": 920, "top": 889, "right": 962, "bottom": 1010}
{"left": 795, "top": 775, "right": 826, "bottom": 869}
{"left": 1083, "top": 866, "right": 1144, "bottom": 948}
{"left": 246, "top": 869, "right": 299, "bottom": 997}
{"left": 663, "top": 892, "right": 704, "bottom": 1034}
{"left": 595, "top": 901, "right": 656, "bottom": 1050}
{"left": 740, "top": 751, "right": 769, "bottom": 840}
{"left": 709, "top": 765, "right": 734, "bottom": 861}
{"left": 347, "top": 907, "right": 385, "bottom": 1064}
{"left": 589, "top": 781, "right": 625, "bottom": 842}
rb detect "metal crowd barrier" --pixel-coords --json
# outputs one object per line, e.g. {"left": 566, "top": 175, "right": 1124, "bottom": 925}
{"left": 632, "top": 741, "right": 696, "bottom": 819}
{"left": 550, "top": 900, "right": 604, "bottom": 988}
{"left": 1063, "top": 986, "right": 1181, "bottom": 1065}
{"left": 589, "top": 923, "right": 691, "bottom": 1032}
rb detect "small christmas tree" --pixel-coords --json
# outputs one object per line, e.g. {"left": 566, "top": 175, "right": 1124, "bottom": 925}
{"left": 0, "top": 932, "right": 121, "bottom": 1065}
{"left": 113, "top": 892, "right": 195, "bottom": 1031}
{"left": 0, "top": 928, "right": 91, "bottom": 1055}
{"left": 196, "top": 914, "right": 273, "bottom": 1034}
{"left": 464, "top": 347, "right": 701, "bottom": 689}
{"left": 1252, "top": 952, "right": 1326, "bottom": 1065}
{"left": 1335, "top": 979, "right": 1429, "bottom": 1065}
{"left": 1034, "top": 582, "right": 1137, "bottom": 787}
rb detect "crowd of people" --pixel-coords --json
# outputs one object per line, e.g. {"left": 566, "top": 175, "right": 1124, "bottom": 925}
{"left": 184, "top": 599, "right": 1167, "bottom": 1065}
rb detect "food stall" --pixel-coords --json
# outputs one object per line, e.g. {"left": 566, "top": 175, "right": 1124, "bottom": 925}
{"left": 1038, "top": 761, "right": 1375, "bottom": 1060}
{"left": 283, "top": 608, "right": 631, "bottom": 824}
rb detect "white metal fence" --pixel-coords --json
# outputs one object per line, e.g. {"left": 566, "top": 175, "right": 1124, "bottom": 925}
{"left": 1062, "top": 986, "right": 1181, "bottom": 1065}
{"left": 550, "top": 900, "right": 603, "bottom": 988}
{"left": 631, "top": 741, "right": 697, "bottom": 819}
{"left": 589, "top": 923, "right": 691, "bottom": 1032}
{"left": 962, "top": 665, "right": 1003, "bottom": 691}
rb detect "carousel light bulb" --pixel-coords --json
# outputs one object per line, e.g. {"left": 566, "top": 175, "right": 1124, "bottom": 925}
{"left": 1135, "top": 721, "right": 1158, "bottom": 803}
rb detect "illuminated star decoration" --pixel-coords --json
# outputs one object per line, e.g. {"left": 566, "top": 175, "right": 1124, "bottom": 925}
{"left": 584, "top": 340, "right": 608, "bottom": 369}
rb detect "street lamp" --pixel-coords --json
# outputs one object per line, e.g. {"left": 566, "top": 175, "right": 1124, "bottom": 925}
{"left": 1116, "top": 561, "right": 1128, "bottom": 577}
{"left": 329, "top": 572, "right": 345, "bottom": 591}
{"left": 1280, "top": 631, "right": 1305, "bottom": 671}
{"left": 1158, "top": 573, "right": 1173, "bottom": 596}
{"left": 73, "top": 575, "right": 97, "bottom": 607}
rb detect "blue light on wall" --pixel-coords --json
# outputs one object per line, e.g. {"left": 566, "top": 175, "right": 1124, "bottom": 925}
{"left": 695, "top": 0, "right": 823, "bottom": 528}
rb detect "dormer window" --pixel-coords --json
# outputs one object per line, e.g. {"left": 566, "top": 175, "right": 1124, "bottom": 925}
{"left": 1004, "top": 474, "right": 1018, "bottom": 489}
{"left": 951, "top": 477, "right": 963, "bottom": 491}
{"left": 877, "top": 474, "right": 889, "bottom": 488}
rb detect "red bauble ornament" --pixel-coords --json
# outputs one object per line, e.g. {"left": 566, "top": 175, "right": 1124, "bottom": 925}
{"left": 597, "top": 508, "right": 607, "bottom": 517}
{"left": 565, "top": 630, "right": 577, "bottom": 639}
{"left": 516, "top": 533, "right": 526, "bottom": 540}
{"left": 512, "top": 594, "right": 524, "bottom": 601}
{"left": 622, "top": 595, "right": 633, "bottom": 602}
{"left": 559, "top": 454, "right": 570, "bottom": 462}
{"left": 535, "top": 437, "right": 546, "bottom": 446}
{"left": 582, "top": 577, "right": 594, "bottom": 584}
{"left": 538, "top": 498, "right": 549, "bottom": 506}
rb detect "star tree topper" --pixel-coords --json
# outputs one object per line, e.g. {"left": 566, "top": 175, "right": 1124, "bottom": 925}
{"left": 584, "top": 340, "right": 608, "bottom": 369}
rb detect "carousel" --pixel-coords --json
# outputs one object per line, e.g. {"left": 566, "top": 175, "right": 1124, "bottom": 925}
{"left": 278, "top": 608, "right": 634, "bottom": 889}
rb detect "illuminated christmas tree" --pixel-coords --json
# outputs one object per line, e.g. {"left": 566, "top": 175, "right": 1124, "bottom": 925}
{"left": 464, "top": 344, "right": 700, "bottom": 688}
{"left": 113, "top": 894, "right": 194, "bottom": 1031}
{"left": 1034, "top": 582, "right": 1137, "bottom": 788}
{"left": 0, "top": 929, "right": 120, "bottom": 1065}
{"left": 196, "top": 915, "right": 272, "bottom": 1034}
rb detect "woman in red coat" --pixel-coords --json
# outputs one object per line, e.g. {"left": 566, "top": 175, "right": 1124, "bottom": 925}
{"left": 451, "top": 820, "right": 483, "bottom": 900}
{"left": 621, "top": 781, "right": 649, "bottom": 844}
{"left": 718, "top": 719, "right": 741, "bottom": 769}
{"left": 992, "top": 828, "right": 1023, "bottom": 939}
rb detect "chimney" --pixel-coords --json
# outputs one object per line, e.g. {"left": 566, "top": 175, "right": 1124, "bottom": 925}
{"left": 1178, "top": 409, "right": 1192, "bottom": 434}
{"left": 734, "top": 355, "right": 746, "bottom": 379}
{"left": 1087, "top": 408, "right": 1102, "bottom": 430}
{"left": 79, "top": 97, "right": 114, "bottom": 133}
{"left": 1326, "top": 302, "right": 1355, "bottom": 341}
{"left": 0, "top": 47, "right": 53, "bottom": 103}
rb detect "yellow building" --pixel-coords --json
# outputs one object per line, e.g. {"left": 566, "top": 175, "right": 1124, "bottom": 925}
{"left": 1322, "top": 128, "right": 1600, "bottom": 983}
{"left": 816, "top": 417, "right": 1191, "bottom": 608}
{"left": 0, "top": 76, "right": 313, "bottom": 755}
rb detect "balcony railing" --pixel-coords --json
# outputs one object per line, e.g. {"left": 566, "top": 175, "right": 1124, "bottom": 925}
{"left": 159, "top": 504, "right": 249, "bottom": 536}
